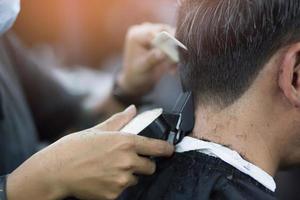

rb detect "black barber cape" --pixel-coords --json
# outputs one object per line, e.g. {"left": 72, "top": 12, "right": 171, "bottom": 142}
{"left": 118, "top": 151, "right": 277, "bottom": 200}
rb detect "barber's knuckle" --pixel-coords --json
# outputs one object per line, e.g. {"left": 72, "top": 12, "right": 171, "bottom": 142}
{"left": 122, "top": 157, "right": 136, "bottom": 170}
{"left": 120, "top": 137, "right": 135, "bottom": 150}
{"left": 116, "top": 175, "right": 131, "bottom": 188}
{"left": 120, "top": 142, "right": 135, "bottom": 152}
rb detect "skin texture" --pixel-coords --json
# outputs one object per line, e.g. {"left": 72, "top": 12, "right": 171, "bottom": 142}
{"left": 7, "top": 105, "right": 174, "bottom": 200}
{"left": 191, "top": 43, "right": 300, "bottom": 176}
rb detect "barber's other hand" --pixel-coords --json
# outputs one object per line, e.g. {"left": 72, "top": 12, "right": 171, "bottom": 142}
{"left": 7, "top": 106, "right": 174, "bottom": 200}
{"left": 118, "top": 23, "right": 176, "bottom": 97}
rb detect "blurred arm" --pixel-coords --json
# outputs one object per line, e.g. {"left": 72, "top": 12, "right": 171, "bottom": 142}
{"left": 3, "top": 32, "right": 84, "bottom": 141}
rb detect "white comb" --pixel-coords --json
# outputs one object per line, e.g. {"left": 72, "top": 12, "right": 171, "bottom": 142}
{"left": 152, "top": 31, "right": 187, "bottom": 63}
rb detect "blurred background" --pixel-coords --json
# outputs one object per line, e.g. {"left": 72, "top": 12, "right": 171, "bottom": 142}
{"left": 13, "top": 0, "right": 176, "bottom": 68}
{"left": 9, "top": 1, "right": 300, "bottom": 199}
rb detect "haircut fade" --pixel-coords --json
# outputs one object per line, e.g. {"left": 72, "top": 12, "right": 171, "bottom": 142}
{"left": 176, "top": 0, "right": 300, "bottom": 107}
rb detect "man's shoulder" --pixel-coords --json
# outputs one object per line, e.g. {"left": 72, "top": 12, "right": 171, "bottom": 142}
{"left": 119, "top": 151, "right": 276, "bottom": 200}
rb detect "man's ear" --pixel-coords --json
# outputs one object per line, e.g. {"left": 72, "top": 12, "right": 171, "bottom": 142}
{"left": 279, "top": 43, "right": 300, "bottom": 107}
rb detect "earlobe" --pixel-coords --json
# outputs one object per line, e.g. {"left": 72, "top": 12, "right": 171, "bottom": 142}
{"left": 278, "top": 44, "right": 300, "bottom": 107}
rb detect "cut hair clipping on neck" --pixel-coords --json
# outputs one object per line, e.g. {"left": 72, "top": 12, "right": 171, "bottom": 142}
{"left": 152, "top": 31, "right": 188, "bottom": 63}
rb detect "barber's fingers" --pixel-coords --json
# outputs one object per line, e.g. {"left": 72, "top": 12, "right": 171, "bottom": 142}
{"left": 142, "top": 49, "right": 167, "bottom": 71}
{"left": 142, "top": 54, "right": 177, "bottom": 80}
{"left": 132, "top": 135, "right": 174, "bottom": 157}
{"left": 96, "top": 105, "right": 137, "bottom": 131}
{"left": 132, "top": 156, "right": 156, "bottom": 175}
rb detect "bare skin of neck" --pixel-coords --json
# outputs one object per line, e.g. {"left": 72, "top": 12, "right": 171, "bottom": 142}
{"left": 191, "top": 97, "right": 285, "bottom": 176}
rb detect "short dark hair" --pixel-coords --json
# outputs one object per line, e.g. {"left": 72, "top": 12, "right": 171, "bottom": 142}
{"left": 176, "top": 0, "right": 300, "bottom": 107}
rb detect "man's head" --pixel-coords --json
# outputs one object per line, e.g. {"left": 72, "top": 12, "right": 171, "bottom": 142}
{"left": 176, "top": 0, "right": 300, "bottom": 107}
{"left": 176, "top": 0, "right": 300, "bottom": 168}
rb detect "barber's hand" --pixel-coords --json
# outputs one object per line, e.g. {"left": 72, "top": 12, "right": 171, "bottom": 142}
{"left": 118, "top": 23, "right": 176, "bottom": 97}
{"left": 7, "top": 106, "right": 174, "bottom": 200}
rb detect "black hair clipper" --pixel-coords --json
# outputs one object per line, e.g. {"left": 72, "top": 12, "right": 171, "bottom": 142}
{"left": 121, "top": 92, "right": 195, "bottom": 145}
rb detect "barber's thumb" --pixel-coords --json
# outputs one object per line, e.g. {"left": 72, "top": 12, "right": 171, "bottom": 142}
{"left": 97, "top": 105, "right": 137, "bottom": 131}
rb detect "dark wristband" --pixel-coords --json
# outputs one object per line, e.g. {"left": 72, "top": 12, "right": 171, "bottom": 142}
{"left": 112, "top": 79, "right": 143, "bottom": 107}
{"left": 0, "top": 175, "right": 7, "bottom": 200}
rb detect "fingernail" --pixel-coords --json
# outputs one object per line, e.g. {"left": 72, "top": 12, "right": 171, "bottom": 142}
{"left": 125, "top": 105, "right": 136, "bottom": 113}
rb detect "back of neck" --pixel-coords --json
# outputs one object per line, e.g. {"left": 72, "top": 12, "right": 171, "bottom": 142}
{"left": 191, "top": 105, "right": 281, "bottom": 176}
